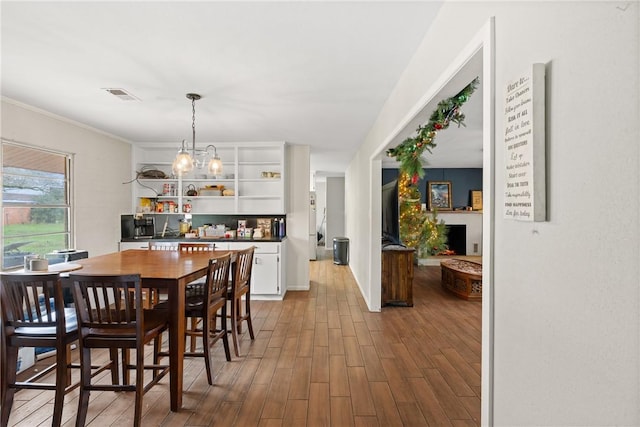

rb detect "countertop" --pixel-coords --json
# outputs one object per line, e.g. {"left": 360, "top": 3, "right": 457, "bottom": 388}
{"left": 121, "top": 236, "right": 287, "bottom": 243}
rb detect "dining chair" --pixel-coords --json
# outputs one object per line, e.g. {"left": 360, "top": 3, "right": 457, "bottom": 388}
{"left": 68, "top": 273, "right": 170, "bottom": 427}
{"left": 156, "top": 253, "right": 232, "bottom": 384}
{"left": 228, "top": 246, "right": 256, "bottom": 357}
{"left": 178, "top": 242, "right": 218, "bottom": 351}
{"left": 148, "top": 241, "right": 179, "bottom": 251}
{"left": 178, "top": 242, "right": 217, "bottom": 253}
{"left": 1, "top": 273, "right": 79, "bottom": 427}
{"left": 147, "top": 241, "right": 215, "bottom": 306}
{"left": 145, "top": 241, "right": 182, "bottom": 308}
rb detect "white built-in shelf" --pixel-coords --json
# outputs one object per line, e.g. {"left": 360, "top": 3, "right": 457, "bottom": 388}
{"left": 131, "top": 142, "right": 286, "bottom": 215}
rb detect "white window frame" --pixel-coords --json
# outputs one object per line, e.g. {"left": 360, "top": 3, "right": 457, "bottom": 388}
{"left": 1, "top": 139, "right": 74, "bottom": 270}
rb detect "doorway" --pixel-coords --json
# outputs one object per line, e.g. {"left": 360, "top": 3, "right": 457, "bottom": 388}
{"left": 369, "top": 18, "right": 495, "bottom": 424}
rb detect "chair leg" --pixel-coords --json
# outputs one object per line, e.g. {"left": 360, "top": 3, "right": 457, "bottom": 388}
{"left": 235, "top": 297, "right": 243, "bottom": 334}
{"left": 184, "top": 317, "right": 189, "bottom": 349}
{"left": 53, "top": 344, "right": 69, "bottom": 426}
{"left": 122, "top": 349, "right": 130, "bottom": 385}
{"left": 1, "top": 346, "right": 19, "bottom": 427}
{"left": 153, "top": 333, "right": 163, "bottom": 379}
{"left": 230, "top": 296, "right": 240, "bottom": 357}
{"left": 76, "top": 347, "right": 92, "bottom": 427}
{"left": 221, "top": 302, "right": 231, "bottom": 362}
{"left": 155, "top": 297, "right": 165, "bottom": 351}
{"left": 245, "top": 292, "right": 255, "bottom": 340}
{"left": 133, "top": 343, "right": 145, "bottom": 427}
{"left": 109, "top": 348, "right": 119, "bottom": 385}
{"left": 156, "top": 331, "right": 163, "bottom": 355}
{"left": 190, "top": 317, "right": 199, "bottom": 352}
{"left": 202, "top": 314, "right": 213, "bottom": 385}
{"left": 65, "top": 343, "right": 73, "bottom": 386}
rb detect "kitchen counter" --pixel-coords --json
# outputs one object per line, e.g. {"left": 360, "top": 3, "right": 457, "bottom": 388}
{"left": 121, "top": 236, "right": 287, "bottom": 243}
{"left": 118, "top": 236, "right": 288, "bottom": 300}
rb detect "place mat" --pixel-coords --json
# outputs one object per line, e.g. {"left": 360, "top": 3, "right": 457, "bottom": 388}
{"left": 48, "top": 262, "right": 83, "bottom": 273}
{"left": 11, "top": 262, "right": 83, "bottom": 274}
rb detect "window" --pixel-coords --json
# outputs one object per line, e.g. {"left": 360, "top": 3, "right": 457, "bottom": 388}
{"left": 2, "top": 141, "right": 72, "bottom": 269}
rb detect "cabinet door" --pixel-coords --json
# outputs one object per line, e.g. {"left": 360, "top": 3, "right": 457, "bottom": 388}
{"left": 251, "top": 253, "right": 280, "bottom": 295}
{"left": 119, "top": 241, "right": 150, "bottom": 250}
{"left": 381, "top": 249, "right": 414, "bottom": 307}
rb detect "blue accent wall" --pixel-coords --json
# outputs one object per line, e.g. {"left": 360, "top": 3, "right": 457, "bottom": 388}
{"left": 382, "top": 168, "right": 482, "bottom": 209}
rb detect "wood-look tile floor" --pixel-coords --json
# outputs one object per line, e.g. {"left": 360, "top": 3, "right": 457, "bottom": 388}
{"left": 8, "top": 251, "right": 481, "bottom": 426}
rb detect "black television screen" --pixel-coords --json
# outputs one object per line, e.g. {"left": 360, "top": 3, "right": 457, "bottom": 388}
{"left": 381, "top": 179, "right": 402, "bottom": 246}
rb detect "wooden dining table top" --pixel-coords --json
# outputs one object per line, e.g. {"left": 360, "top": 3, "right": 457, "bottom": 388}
{"left": 73, "top": 248, "right": 233, "bottom": 279}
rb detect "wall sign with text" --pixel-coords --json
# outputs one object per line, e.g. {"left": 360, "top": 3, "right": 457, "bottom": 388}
{"left": 503, "top": 63, "right": 546, "bottom": 221}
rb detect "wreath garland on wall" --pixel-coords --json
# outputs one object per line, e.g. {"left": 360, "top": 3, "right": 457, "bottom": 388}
{"left": 386, "top": 77, "right": 480, "bottom": 182}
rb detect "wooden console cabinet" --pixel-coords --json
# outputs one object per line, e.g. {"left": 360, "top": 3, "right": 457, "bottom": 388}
{"left": 381, "top": 247, "right": 415, "bottom": 307}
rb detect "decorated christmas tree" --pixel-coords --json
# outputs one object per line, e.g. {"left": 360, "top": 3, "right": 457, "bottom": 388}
{"left": 398, "top": 172, "right": 426, "bottom": 249}
{"left": 398, "top": 171, "right": 449, "bottom": 257}
{"left": 422, "top": 210, "right": 449, "bottom": 256}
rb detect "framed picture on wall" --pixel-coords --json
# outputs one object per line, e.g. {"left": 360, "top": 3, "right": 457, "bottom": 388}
{"left": 470, "top": 190, "right": 483, "bottom": 211}
{"left": 427, "top": 181, "right": 452, "bottom": 211}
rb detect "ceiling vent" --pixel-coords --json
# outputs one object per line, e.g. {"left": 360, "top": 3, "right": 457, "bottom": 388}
{"left": 103, "top": 88, "right": 139, "bottom": 101}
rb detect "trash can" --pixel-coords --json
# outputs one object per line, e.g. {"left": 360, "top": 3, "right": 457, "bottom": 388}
{"left": 333, "top": 237, "right": 349, "bottom": 265}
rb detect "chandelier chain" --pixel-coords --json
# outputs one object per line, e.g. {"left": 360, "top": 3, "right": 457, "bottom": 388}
{"left": 192, "top": 96, "right": 196, "bottom": 145}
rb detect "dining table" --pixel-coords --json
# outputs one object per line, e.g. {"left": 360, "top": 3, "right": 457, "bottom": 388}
{"left": 72, "top": 248, "right": 233, "bottom": 411}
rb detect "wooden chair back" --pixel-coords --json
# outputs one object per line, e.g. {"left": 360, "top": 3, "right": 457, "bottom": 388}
{"left": 204, "top": 253, "right": 232, "bottom": 303}
{"left": 0, "top": 273, "right": 66, "bottom": 335}
{"left": 70, "top": 274, "right": 143, "bottom": 344}
{"left": 178, "top": 242, "right": 217, "bottom": 253}
{"left": 0, "top": 273, "right": 78, "bottom": 427}
{"left": 228, "top": 246, "right": 256, "bottom": 356}
{"left": 174, "top": 253, "right": 232, "bottom": 384}
{"left": 145, "top": 242, "right": 179, "bottom": 306}
{"left": 68, "top": 273, "right": 169, "bottom": 427}
{"left": 232, "top": 246, "right": 255, "bottom": 297}
{"left": 149, "top": 241, "right": 178, "bottom": 251}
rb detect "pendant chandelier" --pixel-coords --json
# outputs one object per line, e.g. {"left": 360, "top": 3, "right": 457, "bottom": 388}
{"left": 172, "top": 93, "right": 223, "bottom": 176}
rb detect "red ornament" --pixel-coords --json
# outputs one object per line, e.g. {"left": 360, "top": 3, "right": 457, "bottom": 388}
{"left": 411, "top": 174, "right": 419, "bottom": 185}
{"left": 434, "top": 123, "right": 443, "bottom": 130}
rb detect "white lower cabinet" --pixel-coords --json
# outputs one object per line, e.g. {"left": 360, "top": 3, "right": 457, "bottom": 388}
{"left": 251, "top": 253, "right": 279, "bottom": 295}
{"left": 226, "top": 241, "right": 286, "bottom": 299}
{"left": 119, "top": 241, "right": 150, "bottom": 250}
{"left": 118, "top": 240, "right": 286, "bottom": 299}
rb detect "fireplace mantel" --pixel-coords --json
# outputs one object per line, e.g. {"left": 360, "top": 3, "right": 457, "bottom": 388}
{"left": 422, "top": 211, "right": 483, "bottom": 259}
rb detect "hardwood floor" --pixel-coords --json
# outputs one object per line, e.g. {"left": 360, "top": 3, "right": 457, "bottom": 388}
{"left": 9, "top": 250, "right": 481, "bottom": 426}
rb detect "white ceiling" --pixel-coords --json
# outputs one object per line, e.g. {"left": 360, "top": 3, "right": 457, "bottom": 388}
{"left": 381, "top": 48, "right": 484, "bottom": 169}
{"left": 1, "top": 1, "right": 482, "bottom": 175}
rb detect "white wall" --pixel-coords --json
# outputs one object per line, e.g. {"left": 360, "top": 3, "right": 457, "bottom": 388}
{"left": 324, "top": 176, "right": 345, "bottom": 249}
{"left": 346, "top": 2, "right": 639, "bottom": 425}
{"left": 2, "top": 100, "right": 312, "bottom": 292}
{"left": 286, "top": 144, "right": 310, "bottom": 290}
{"left": 1, "top": 99, "right": 131, "bottom": 257}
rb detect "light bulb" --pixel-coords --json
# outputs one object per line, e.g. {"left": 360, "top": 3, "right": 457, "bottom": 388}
{"left": 207, "top": 155, "right": 223, "bottom": 175}
{"left": 172, "top": 149, "right": 194, "bottom": 175}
